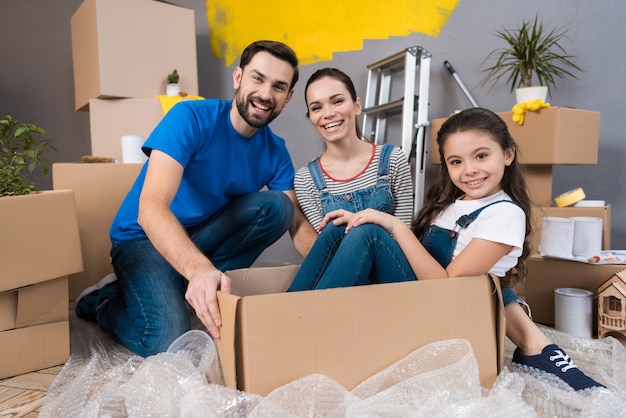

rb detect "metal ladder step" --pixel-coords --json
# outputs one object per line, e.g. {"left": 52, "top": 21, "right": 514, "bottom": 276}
{"left": 361, "top": 46, "right": 431, "bottom": 212}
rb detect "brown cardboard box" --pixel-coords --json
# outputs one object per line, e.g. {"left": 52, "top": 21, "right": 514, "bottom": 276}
{"left": 89, "top": 98, "right": 164, "bottom": 162}
{"left": 217, "top": 266, "right": 505, "bottom": 396}
{"left": 53, "top": 163, "right": 143, "bottom": 301}
{"left": 524, "top": 165, "right": 553, "bottom": 206}
{"left": 71, "top": 0, "right": 198, "bottom": 111}
{"left": 0, "top": 321, "right": 70, "bottom": 379}
{"left": 0, "top": 190, "right": 83, "bottom": 292}
{"left": 529, "top": 205, "right": 611, "bottom": 255}
{"left": 430, "top": 107, "right": 601, "bottom": 165}
{"left": 525, "top": 257, "right": 626, "bottom": 326}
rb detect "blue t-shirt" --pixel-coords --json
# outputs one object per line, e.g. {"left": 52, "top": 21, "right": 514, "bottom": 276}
{"left": 110, "top": 99, "right": 295, "bottom": 244}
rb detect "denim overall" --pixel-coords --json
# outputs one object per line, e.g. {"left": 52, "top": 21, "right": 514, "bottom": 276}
{"left": 308, "top": 143, "right": 395, "bottom": 215}
{"left": 420, "top": 199, "right": 521, "bottom": 307}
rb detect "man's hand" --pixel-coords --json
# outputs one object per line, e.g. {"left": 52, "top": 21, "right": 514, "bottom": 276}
{"left": 184, "top": 268, "right": 232, "bottom": 339}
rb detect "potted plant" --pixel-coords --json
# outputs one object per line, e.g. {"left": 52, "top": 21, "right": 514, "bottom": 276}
{"left": 166, "top": 69, "right": 180, "bottom": 97}
{"left": 479, "top": 15, "right": 582, "bottom": 104}
{"left": 0, "top": 115, "right": 55, "bottom": 197}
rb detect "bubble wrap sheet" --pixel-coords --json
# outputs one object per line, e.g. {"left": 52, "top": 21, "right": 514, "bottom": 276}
{"left": 40, "top": 315, "right": 626, "bottom": 417}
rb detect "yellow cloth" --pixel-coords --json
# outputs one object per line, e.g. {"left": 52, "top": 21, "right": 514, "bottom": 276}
{"left": 156, "top": 94, "right": 205, "bottom": 115}
{"left": 511, "top": 99, "right": 551, "bottom": 126}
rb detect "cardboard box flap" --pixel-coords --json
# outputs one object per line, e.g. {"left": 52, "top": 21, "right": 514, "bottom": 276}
{"left": 215, "top": 292, "right": 241, "bottom": 390}
{"left": 218, "top": 272, "right": 504, "bottom": 396}
{"left": 16, "top": 277, "right": 69, "bottom": 328}
{"left": 0, "top": 291, "right": 18, "bottom": 332}
{"left": 228, "top": 265, "right": 298, "bottom": 296}
{"left": 489, "top": 273, "right": 506, "bottom": 374}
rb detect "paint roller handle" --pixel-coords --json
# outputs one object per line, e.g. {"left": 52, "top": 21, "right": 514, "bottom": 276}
{"left": 443, "top": 60, "right": 480, "bottom": 108}
{"left": 444, "top": 60, "right": 456, "bottom": 75}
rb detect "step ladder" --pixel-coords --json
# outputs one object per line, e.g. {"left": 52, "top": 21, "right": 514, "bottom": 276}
{"left": 361, "top": 46, "right": 431, "bottom": 213}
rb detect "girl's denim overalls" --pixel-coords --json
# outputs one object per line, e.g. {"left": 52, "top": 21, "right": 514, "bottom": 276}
{"left": 420, "top": 200, "right": 522, "bottom": 307}
{"left": 308, "top": 143, "right": 395, "bottom": 215}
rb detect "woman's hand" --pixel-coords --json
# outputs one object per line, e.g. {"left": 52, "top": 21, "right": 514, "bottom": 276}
{"left": 320, "top": 208, "right": 400, "bottom": 234}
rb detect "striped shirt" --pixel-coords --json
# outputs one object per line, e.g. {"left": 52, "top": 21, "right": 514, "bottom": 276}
{"left": 295, "top": 144, "right": 414, "bottom": 232}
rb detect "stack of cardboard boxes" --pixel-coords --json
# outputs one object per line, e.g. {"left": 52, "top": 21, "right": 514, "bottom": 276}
{"left": 0, "top": 191, "right": 83, "bottom": 378}
{"left": 53, "top": 0, "right": 198, "bottom": 302}
{"left": 431, "top": 107, "right": 624, "bottom": 329}
{"left": 70, "top": 0, "right": 199, "bottom": 163}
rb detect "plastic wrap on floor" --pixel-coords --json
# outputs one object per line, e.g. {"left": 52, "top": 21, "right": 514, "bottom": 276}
{"left": 40, "top": 315, "right": 626, "bottom": 417}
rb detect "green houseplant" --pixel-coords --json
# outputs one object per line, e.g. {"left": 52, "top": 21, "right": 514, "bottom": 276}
{"left": 480, "top": 15, "right": 582, "bottom": 103}
{"left": 166, "top": 69, "right": 181, "bottom": 96}
{"left": 0, "top": 115, "right": 55, "bottom": 197}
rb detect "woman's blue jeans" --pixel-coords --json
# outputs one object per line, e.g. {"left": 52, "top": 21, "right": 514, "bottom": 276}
{"left": 100, "top": 190, "right": 293, "bottom": 357}
{"left": 289, "top": 221, "right": 521, "bottom": 309}
{"left": 288, "top": 222, "right": 417, "bottom": 290}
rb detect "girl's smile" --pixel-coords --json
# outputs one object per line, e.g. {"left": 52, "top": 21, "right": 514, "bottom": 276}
{"left": 443, "top": 129, "right": 515, "bottom": 200}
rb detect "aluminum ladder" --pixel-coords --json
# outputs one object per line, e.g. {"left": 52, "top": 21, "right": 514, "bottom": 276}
{"left": 361, "top": 46, "right": 431, "bottom": 213}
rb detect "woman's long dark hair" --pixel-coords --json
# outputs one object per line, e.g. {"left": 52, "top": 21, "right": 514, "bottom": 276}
{"left": 412, "top": 108, "right": 532, "bottom": 288}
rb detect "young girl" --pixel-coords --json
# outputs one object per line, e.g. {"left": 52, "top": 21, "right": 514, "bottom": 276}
{"left": 289, "top": 67, "right": 414, "bottom": 287}
{"left": 290, "top": 107, "right": 604, "bottom": 391}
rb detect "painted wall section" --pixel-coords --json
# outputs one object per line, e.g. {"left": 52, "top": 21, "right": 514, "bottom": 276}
{"left": 206, "top": 0, "right": 459, "bottom": 66}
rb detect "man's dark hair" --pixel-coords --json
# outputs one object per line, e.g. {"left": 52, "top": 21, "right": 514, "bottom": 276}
{"left": 239, "top": 40, "right": 299, "bottom": 90}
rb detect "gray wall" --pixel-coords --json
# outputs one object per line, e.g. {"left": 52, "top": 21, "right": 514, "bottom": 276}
{"left": 1, "top": 0, "right": 624, "bottom": 265}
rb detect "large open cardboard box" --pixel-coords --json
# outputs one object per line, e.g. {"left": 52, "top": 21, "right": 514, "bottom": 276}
{"left": 71, "top": 0, "right": 198, "bottom": 111}
{"left": 216, "top": 266, "right": 505, "bottom": 396}
{"left": 0, "top": 190, "right": 82, "bottom": 377}
{"left": 430, "top": 107, "right": 600, "bottom": 165}
{"left": 53, "top": 163, "right": 143, "bottom": 301}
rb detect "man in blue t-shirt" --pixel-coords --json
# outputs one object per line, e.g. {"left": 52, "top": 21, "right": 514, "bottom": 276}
{"left": 75, "top": 40, "right": 317, "bottom": 357}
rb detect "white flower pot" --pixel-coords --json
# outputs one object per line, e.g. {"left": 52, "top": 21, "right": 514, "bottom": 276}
{"left": 515, "top": 86, "right": 548, "bottom": 104}
{"left": 166, "top": 83, "right": 180, "bottom": 97}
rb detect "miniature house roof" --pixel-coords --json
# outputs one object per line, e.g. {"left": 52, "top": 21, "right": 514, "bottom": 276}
{"left": 597, "top": 269, "right": 626, "bottom": 295}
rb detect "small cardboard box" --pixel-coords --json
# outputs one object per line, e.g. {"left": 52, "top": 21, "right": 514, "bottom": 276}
{"left": 0, "top": 190, "right": 83, "bottom": 292}
{"left": 217, "top": 266, "right": 505, "bottom": 396}
{"left": 71, "top": 0, "right": 198, "bottom": 111}
{"left": 53, "top": 163, "right": 143, "bottom": 301}
{"left": 525, "top": 257, "right": 626, "bottom": 326}
{"left": 430, "top": 107, "right": 601, "bottom": 165}
{"left": 89, "top": 98, "right": 164, "bottom": 162}
{"left": 529, "top": 205, "right": 611, "bottom": 255}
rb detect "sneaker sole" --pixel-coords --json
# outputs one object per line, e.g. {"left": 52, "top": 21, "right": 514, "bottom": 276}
{"left": 76, "top": 272, "right": 119, "bottom": 303}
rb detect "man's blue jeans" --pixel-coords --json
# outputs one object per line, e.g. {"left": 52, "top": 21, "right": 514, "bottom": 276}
{"left": 100, "top": 190, "right": 293, "bottom": 357}
{"left": 288, "top": 222, "right": 416, "bottom": 291}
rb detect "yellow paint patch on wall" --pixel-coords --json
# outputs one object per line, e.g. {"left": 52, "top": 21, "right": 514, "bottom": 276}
{"left": 206, "top": 0, "right": 459, "bottom": 66}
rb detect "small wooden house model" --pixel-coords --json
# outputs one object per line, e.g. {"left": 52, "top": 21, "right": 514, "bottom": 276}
{"left": 597, "top": 269, "right": 626, "bottom": 339}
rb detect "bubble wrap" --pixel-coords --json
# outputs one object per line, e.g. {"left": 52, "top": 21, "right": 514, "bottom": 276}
{"left": 39, "top": 316, "right": 626, "bottom": 417}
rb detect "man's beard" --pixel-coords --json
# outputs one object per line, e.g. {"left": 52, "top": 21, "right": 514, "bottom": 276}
{"left": 235, "top": 89, "right": 280, "bottom": 129}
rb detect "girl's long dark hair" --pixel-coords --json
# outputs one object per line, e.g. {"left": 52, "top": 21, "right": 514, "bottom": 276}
{"left": 412, "top": 108, "right": 532, "bottom": 288}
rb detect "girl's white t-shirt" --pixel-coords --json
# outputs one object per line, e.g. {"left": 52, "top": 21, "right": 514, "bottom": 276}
{"left": 431, "top": 190, "right": 525, "bottom": 277}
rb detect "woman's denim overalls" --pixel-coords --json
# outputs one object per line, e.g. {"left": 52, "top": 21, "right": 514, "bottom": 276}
{"left": 420, "top": 200, "right": 522, "bottom": 307}
{"left": 308, "top": 143, "right": 395, "bottom": 216}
